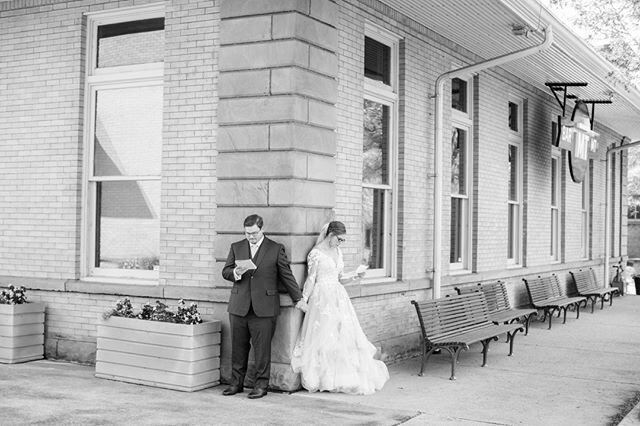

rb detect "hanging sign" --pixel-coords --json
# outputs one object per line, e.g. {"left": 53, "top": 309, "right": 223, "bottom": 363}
{"left": 553, "top": 102, "right": 598, "bottom": 183}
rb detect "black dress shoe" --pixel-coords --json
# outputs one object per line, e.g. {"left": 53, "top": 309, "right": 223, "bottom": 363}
{"left": 222, "top": 385, "right": 243, "bottom": 396}
{"left": 247, "top": 387, "right": 268, "bottom": 399}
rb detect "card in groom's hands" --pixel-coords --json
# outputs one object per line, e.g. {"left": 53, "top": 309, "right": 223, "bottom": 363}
{"left": 236, "top": 259, "right": 257, "bottom": 270}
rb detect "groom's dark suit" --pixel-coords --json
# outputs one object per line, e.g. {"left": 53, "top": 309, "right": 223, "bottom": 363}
{"left": 222, "top": 236, "right": 302, "bottom": 391}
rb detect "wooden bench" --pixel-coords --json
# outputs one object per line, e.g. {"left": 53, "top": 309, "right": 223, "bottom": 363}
{"left": 455, "top": 281, "right": 537, "bottom": 336}
{"left": 522, "top": 274, "right": 587, "bottom": 330}
{"left": 569, "top": 269, "right": 619, "bottom": 313}
{"left": 410, "top": 292, "right": 524, "bottom": 380}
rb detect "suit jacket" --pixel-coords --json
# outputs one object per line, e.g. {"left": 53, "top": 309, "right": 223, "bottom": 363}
{"left": 222, "top": 236, "right": 302, "bottom": 317}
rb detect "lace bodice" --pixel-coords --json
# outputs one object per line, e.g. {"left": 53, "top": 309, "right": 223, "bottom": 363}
{"left": 302, "top": 248, "right": 344, "bottom": 302}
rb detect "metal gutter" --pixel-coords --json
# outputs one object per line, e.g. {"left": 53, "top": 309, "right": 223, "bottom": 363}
{"left": 431, "top": 25, "right": 553, "bottom": 298}
{"left": 604, "top": 140, "right": 640, "bottom": 286}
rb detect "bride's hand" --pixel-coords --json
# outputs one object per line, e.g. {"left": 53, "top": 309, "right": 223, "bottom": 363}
{"left": 295, "top": 299, "right": 308, "bottom": 312}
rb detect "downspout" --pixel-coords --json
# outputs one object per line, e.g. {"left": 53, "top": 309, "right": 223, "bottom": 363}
{"left": 604, "top": 139, "right": 640, "bottom": 286}
{"left": 432, "top": 26, "right": 553, "bottom": 298}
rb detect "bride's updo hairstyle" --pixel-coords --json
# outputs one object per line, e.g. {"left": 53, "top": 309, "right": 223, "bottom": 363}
{"left": 326, "top": 221, "right": 346, "bottom": 237}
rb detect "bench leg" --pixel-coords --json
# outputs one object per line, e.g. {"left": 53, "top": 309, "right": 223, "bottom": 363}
{"left": 507, "top": 327, "right": 524, "bottom": 356}
{"left": 418, "top": 344, "right": 443, "bottom": 376}
{"left": 480, "top": 337, "right": 498, "bottom": 367}
{"left": 600, "top": 296, "right": 605, "bottom": 310}
{"left": 561, "top": 307, "right": 568, "bottom": 324}
{"left": 547, "top": 308, "right": 555, "bottom": 330}
{"left": 444, "top": 346, "right": 465, "bottom": 380}
{"left": 590, "top": 296, "right": 596, "bottom": 313}
{"left": 575, "top": 302, "right": 581, "bottom": 319}
{"left": 418, "top": 342, "right": 427, "bottom": 376}
{"left": 524, "top": 313, "right": 535, "bottom": 336}
{"left": 505, "top": 320, "right": 518, "bottom": 342}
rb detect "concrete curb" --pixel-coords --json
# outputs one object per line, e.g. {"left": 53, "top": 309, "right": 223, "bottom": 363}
{"left": 618, "top": 401, "right": 640, "bottom": 426}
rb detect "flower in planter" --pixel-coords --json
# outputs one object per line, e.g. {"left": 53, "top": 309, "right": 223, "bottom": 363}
{"left": 0, "top": 284, "right": 27, "bottom": 305}
{"left": 103, "top": 297, "right": 203, "bottom": 325}
{"left": 176, "top": 299, "right": 202, "bottom": 325}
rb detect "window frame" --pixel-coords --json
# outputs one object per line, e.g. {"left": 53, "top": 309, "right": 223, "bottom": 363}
{"left": 550, "top": 151, "right": 560, "bottom": 263}
{"left": 362, "top": 22, "right": 399, "bottom": 280}
{"left": 81, "top": 5, "right": 164, "bottom": 283}
{"left": 449, "top": 76, "right": 473, "bottom": 272}
{"left": 507, "top": 99, "right": 523, "bottom": 267}
{"left": 580, "top": 161, "right": 590, "bottom": 259}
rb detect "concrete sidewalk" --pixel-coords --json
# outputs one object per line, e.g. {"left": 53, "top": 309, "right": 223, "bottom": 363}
{"left": 2, "top": 296, "right": 640, "bottom": 425}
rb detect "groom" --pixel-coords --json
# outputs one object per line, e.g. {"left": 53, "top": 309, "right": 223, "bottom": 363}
{"left": 221, "top": 214, "right": 303, "bottom": 399}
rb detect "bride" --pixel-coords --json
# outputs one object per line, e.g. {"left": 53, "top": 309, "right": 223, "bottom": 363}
{"left": 291, "top": 221, "right": 389, "bottom": 395}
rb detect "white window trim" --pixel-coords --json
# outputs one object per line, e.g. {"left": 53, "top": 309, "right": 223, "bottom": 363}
{"left": 508, "top": 100, "right": 523, "bottom": 138}
{"left": 364, "top": 21, "right": 400, "bottom": 97}
{"left": 362, "top": 22, "right": 399, "bottom": 280}
{"left": 507, "top": 99, "right": 523, "bottom": 266}
{"left": 550, "top": 150, "right": 560, "bottom": 263}
{"left": 450, "top": 77, "right": 473, "bottom": 272}
{"left": 80, "top": 6, "right": 164, "bottom": 283}
{"left": 581, "top": 161, "right": 590, "bottom": 259}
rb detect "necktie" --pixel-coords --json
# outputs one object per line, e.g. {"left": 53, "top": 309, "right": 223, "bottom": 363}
{"left": 250, "top": 244, "right": 258, "bottom": 258}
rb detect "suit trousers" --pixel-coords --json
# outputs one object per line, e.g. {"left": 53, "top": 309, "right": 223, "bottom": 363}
{"left": 229, "top": 306, "right": 277, "bottom": 389}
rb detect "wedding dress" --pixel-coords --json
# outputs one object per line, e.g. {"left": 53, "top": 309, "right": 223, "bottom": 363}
{"left": 291, "top": 248, "right": 389, "bottom": 395}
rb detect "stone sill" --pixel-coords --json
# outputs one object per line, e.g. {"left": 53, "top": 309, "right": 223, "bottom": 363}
{"left": 0, "top": 275, "right": 433, "bottom": 303}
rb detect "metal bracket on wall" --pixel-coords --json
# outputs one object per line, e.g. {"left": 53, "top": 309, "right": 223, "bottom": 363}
{"left": 545, "top": 82, "right": 587, "bottom": 117}
{"left": 576, "top": 99, "right": 613, "bottom": 130}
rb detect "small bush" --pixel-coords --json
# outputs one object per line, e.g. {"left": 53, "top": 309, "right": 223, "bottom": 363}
{"left": 0, "top": 284, "right": 27, "bottom": 305}
{"left": 104, "top": 297, "right": 203, "bottom": 325}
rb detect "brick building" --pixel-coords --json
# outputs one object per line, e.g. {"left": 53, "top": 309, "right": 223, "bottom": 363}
{"left": 2, "top": 0, "right": 639, "bottom": 390}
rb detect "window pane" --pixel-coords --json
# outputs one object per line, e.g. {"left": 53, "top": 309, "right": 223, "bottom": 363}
{"left": 94, "top": 86, "right": 162, "bottom": 176}
{"left": 551, "top": 158, "right": 558, "bottom": 205}
{"left": 97, "top": 18, "right": 164, "bottom": 67}
{"left": 451, "top": 78, "right": 467, "bottom": 113}
{"left": 508, "top": 204, "right": 518, "bottom": 259}
{"left": 508, "top": 145, "right": 518, "bottom": 201}
{"left": 363, "top": 100, "right": 390, "bottom": 185}
{"left": 451, "top": 128, "right": 466, "bottom": 195}
{"left": 362, "top": 187, "right": 386, "bottom": 269}
{"left": 450, "top": 197, "right": 465, "bottom": 263}
{"left": 581, "top": 211, "right": 588, "bottom": 256}
{"left": 551, "top": 209, "right": 558, "bottom": 258}
{"left": 95, "top": 181, "right": 160, "bottom": 270}
{"left": 508, "top": 102, "right": 518, "bottom": 131}
{"left": 364, "top": 36, "right": 390, "bottom": 84}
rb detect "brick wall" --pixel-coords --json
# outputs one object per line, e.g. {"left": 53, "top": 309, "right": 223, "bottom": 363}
{"left": 161, "top": 0, "right": 218, "bottom": 288}
{"left": 0, "top": 1, "right": 85, "bottom": 279}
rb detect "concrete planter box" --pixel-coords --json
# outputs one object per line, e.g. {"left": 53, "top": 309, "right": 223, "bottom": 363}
{"left": 96, "top": 317, "right": 221, "bottom": 392}
{"left": 0, "top": 302, "right": 45, "bottom": 364}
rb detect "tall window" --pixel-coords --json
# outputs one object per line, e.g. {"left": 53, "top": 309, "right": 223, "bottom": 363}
{"left": 83, "top": 7, "right": 164, "bottom": 281}
{"left": 363, "top": 24, "right": 398, "bottom": 278}
{"left": 450, "top": 77, "right": 472, "bottom": 271}
{"left": 610, "top": 154, "right": 617, "bottom": 257}
{"left": 507, "top": 100, "right": 523, "bottom": 265}
{"left": 550, "top": 153, "right": 560, "bottom": 262}
{"left": 581, "top": 162, "right": 590, "bottom": 259}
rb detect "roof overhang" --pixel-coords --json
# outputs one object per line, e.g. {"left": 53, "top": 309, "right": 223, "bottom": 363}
{"left": 379, "top": 0, "right": 640, "bottom": 141}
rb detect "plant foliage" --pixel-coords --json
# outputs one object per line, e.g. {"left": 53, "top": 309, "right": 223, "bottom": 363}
{"left": 0, "top": 284, "right": 27, "bottom": 305}
{"left": 104, "top": 297, "right": 203, "bottom": 325}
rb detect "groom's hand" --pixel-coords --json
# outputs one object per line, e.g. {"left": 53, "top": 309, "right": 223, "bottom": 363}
{"left": 234, "top": 266, "right": 249, "bottom": 280}
{"left": 294, "top": 299, "right": 308, "bottom": 312}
